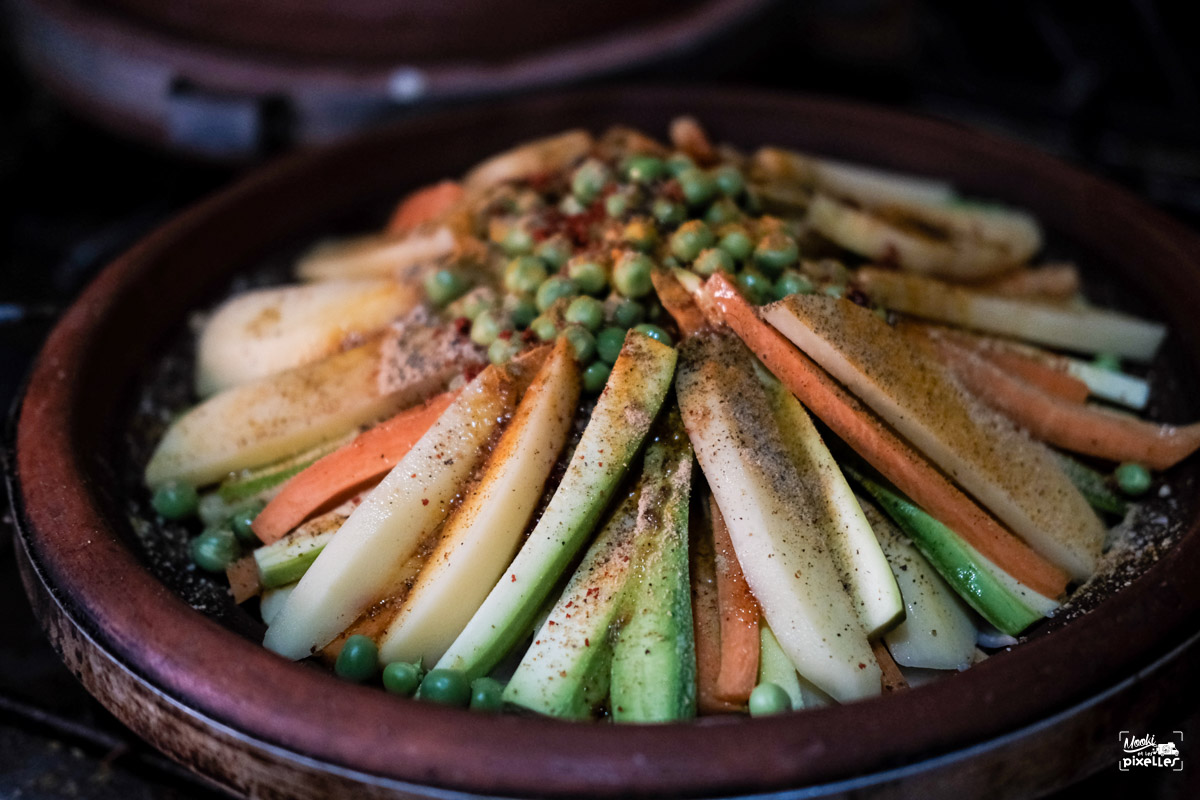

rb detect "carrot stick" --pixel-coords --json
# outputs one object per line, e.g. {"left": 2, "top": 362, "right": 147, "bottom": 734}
{"left": 709, "top": 496, "right": 760, "bottom": 704}
{"left": 931, "top": 336, "right": 1200, "bottom": 470}
{"left": 385, "top": 180, "right": 464, "bottom": 236}
{"left": 651, "top": 269, "right": 708, "bottom": 337}
{"left": 977, "top": 349, "right": 1090, "bottom": 404}
{"left": 690, "top": 495, "right": 741, "bottom": 713}
{"left": 225, "top": 555, "right": 261, "bottom": 603}
{"left": 700, "top": 273, "right": 1070, "bottom": 598}
{"left": 872, "top": 640, "right": 908, "bottom": 694}
{"left": 915, "top": 326, "right": 1089, "bottom": 404}
{"left": 252, "top": 391, "right": 458, "bottom": 544}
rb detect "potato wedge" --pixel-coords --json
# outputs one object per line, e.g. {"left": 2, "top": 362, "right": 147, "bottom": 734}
{"left": 677, "top": 330, "right": 879, "bottom": 703}
{"left": 377, "top": 339, "right": 580, "bottom": 666}
{"left": 196, "top": 279, "right": 420, "bottom": 396}
{"left": 147, "top": 339, "right": 400, "bottom": 488}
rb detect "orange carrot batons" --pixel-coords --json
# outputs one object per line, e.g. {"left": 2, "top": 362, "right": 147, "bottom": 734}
{"left": 700, "top": 273, "right": 1069, "bottom": 599}
{"left": 252, "top": 391, "right": 458, "bottom": 544}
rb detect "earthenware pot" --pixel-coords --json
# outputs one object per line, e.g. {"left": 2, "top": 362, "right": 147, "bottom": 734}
{"left": 10, "top": 86, "right": 1200, "bottom": 799}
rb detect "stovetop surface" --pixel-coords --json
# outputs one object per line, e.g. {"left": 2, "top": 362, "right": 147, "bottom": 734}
{"left": 3, "top": 3, "right": 1199, "bottom": 797}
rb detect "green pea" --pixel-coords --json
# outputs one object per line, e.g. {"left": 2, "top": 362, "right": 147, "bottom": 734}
{"left": 622, "top": 218, "right": 659, "bottom": 252}
{"left": 669, "top": 220, "right": 715, "bottom": 263}
{"left": 335, "top": 635, "right": 379, "bottom": 683}
{"left": 152, "top": 480, "right": 199, "bottom": 520}
{"left": 1115, "top": 462, "right": 1152, "bottom": 496}
{"left": 595, "top": 326, "right": 627, "bottom": 364}
{"left": 453, "top": 288, "right": 497, "bottom": 321}
{"left": 753, "top": 232, "right": 799, "bottom": 276}
{"left": 190, "top": 528, "right": 241, "bottom": 573}
{"left": 582, "top": 360, "right": 612, "bottom": 393}
{"left": 488, "top": 337, "right": 522, "bottom": 365}
{"left": 737, "top": 269, "right": 772, "bottom": 305}
{"left": 504, "top": 256, "right": 548, "bottom": 294}
{"left": 823, "top": 284, "right": 845, "bottom": 299}
{"left": 652, "top": 198, "right": 685, "bottom": 226}
{"left": 535, "top": 236, "right": 573, "bottom": 270}
{"left": 382, "top": 661, "right": 424, "bottom": 696}
{"left": 559, "top": 195, "right": 586, "bottom": 216}
{"left": 718, "top": 229, "right": 754, "bottom": 262}
{"left": 420, "top": 668, "right": 471, "bottom": 707}
{"left": 676, "top": 167, "right": 718, "bottom": 208}
{"left": 666, "top": 153, "right": 696, "bottom": 177}
{"left": 471, "top": 310, "right": 508, "bottom": 347}
{"left": 423, "top": 268, "right": 468, "bottom": 307}
{"left": 748, "top": 682, "right": 791, "bottom": 716}
{"left": 705, "top": 198, "right": 741, "bottom": 226}
{"left": 605, "top": 192, "right": 630, "bottom": 219}
{"left": 713, "top": 165, "right": 745, "bottom": 197}
{"left": 561, "top": 325, "right": 597, "bottom": 363}
{"left": 571, "top": 159, "right": 611, "bottom": 204}
{"left": 230, "top": 502, "right": 264, "bottom": 544}
{"left": 611, "top": 298, "right": 645, "bottom": 329}
{"left": 567, "top": 258, "right": 608, "bottom": 295}
{"left": 773, "top": 270, "right": 814, "bottom": 300}
{"left": 529, "top": 315, "right": 559, "bottom": 342}
{"left": 535, "top": 276, "right": 578, "bottom": 312}
{"left": 500, "top": 225, "right": 534, "bottom": 256}
{"left": 197, "top": 492, "right": 230, "bottom": 527}
{"left": 1093, "top": 352, "right": 1122, "bottom": 372}
{"left": 633, "top": 323, "right": 672, "bottom": 346}
{"left": 624, "top": 155, "right": 666, "bottom": 184}
{"left": 503, "top": 296, "right": 537, "bottom": 329}
{"left": 469, "top": 677, "right": 505, "bottom": 712}
{"left": 565, "top": 296, "right": 605, "bottom": 331}
{"left": 613, "top": 252, "right": 654, "bottom": 298}
{"left": 692, "top": 247, "right": 734, "bottom": 278}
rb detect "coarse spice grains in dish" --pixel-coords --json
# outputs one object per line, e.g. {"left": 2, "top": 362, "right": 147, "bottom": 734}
{"left": 132, "top": 116, "right": 1200, "bottom": 723}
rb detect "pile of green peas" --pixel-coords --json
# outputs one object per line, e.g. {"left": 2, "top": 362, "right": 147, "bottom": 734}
{"left": 431, "top": 150, "right": 841, "bottom": 388}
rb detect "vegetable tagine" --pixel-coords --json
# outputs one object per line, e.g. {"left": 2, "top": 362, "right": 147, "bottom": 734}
{"left": 142, "top": 117, "right": 1200, "bottom": 721}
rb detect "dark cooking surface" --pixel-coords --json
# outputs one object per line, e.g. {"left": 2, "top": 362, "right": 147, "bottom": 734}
{"left": 3, "top": 3, "right": 1200, "bottom": 799}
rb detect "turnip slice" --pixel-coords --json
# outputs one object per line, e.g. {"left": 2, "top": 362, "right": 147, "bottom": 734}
{"left": 377, "top": 340, "right": 580, "bottom": 666}
{"left": 858, "top": 498, "right": 977, "bottom": 671}
{"left": 807, "top": 194, "right": 1036, "bottom": 281}
{"left": 857, "top": 268, "right": 1166, "bottom": 362}
{"left": 764, "top": 295, "right": 1106, "bottom": 581}
{"left": 1065, "top": 359, "right": 1150, "bottom": 410}
{"left": 262, "top": 355, "right": 540, "bottom": 660}
{"left": 464, "top": 130, "right": 594, "bottom": 193}
{"left": 677, "top": 330, "right": 879, "bottom": 703}
{"left": 196, "top": 279, "right": 419, "bottom": 396}
{"left": 751, "top": 146, "right": 955, "bottom": 209}
{"left": 766, "top": 375, "right": 903, "bottom": 637}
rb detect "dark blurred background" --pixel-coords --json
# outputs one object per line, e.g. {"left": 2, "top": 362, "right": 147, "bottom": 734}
{"left": 2, "top": 1, "right": 1199, "bottom": 797}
